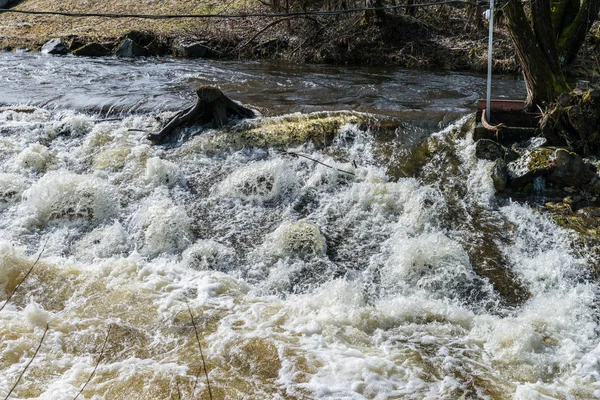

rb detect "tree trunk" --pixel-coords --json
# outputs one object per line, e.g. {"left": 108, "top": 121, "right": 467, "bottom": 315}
{"left": 504, "top": 0, "right": 570, "bottom": 109}
{"left": 557, "top": 0, "right": 600, "bottom": 65}
{"left": 148, "top": 86, "right": 255, "bottom": 144}
{"left": 531, "top": 0, "right": 562, "bottom": 76}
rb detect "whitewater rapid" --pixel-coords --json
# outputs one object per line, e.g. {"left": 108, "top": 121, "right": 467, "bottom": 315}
{"left": 0, "top": 105, "right": 597, "bottom": 400}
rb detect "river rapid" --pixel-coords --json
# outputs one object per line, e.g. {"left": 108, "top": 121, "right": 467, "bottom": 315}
{"left": 0, "top": 53, "right": 598, "bottom": 400}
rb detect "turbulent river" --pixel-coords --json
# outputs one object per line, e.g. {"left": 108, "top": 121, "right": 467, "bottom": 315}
{"left": 0, "top": 53, "right": 598, "bottom": 400}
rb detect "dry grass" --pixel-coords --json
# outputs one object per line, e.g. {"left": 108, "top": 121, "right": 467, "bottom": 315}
{"left": 0, "top": 0, "right": 261, "bottom": 47}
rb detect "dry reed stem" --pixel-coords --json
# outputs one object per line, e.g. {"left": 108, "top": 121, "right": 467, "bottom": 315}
{"left": 0, "top": 239, "right": 49, "bottom": 313}
{"left": 186, "top": 301, "right": 213, "bottom": 400}
{"left": 4, "top": 323, "right": 49, "bottom": 400}
{"left": 73, "top": 324, "right": 113, "bottom": 400}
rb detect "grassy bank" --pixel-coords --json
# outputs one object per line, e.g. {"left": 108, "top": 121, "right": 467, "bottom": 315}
{"left": 0, "top": 0, "right": 598, "bottom": 75}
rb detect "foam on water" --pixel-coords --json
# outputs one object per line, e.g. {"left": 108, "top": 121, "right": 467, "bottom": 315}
{"left": 131, "top": 193, "right": 193, "bottom": 257}
{"left": 0, "top": 106, "right": 598, "bottom": 399}
{"left": 73, "top": 221, "right": 131, "bottom": 261}
{"left": 142, "top": 156, "right": 184, "bottom": 188}
{"left": 217, "top": 158, "right": 299, "bottom": 202}
{"left": 264, "top": 221, "right": 327, "bottom": 260}
{"left": 20, "top": 170, "right": 118, "bottom": 228}
{"left": 0, "top": 174, "right": 28, "bottom": 211}
{"left": 182, "top": 239, "right": 236, "bottom": 272}
{"left": 15, "top": 143, "right": 55, "bottom": 173}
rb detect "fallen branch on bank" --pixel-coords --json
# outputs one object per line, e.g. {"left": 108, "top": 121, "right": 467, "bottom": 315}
{"left": 291, "top": 19, "right": 333, "bottom": 55}
{"left": 239, "top": 16, "right": 320, "bottom": 49}
{"left": 147, "top": 86, "right": 255, "bottom": 145}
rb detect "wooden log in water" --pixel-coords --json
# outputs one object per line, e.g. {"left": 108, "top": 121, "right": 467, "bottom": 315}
{"left": 147, "top": 86, "right": 255, "bottom": 144}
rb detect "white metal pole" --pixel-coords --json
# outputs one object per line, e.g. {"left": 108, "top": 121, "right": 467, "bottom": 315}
{"left": 486, "top": 0, "right": 495, "bottom": 122}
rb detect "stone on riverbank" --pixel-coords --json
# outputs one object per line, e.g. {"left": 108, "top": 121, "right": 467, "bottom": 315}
{"left": 475, "top": 139, "right": 505, "bottom": 161}
{"left": 173, "top": 42, "right": 212, "bottom": 58}
{"left": 504, "top": 147, "right": 596, "bottom": 190}
{"left": 548, "top": 148, "right": 596, "bottom": 187}
{"left": 115, "top": 38, "right": 148, "bottom": 57}
{"left": 491, "top": 159, "right": 508, "bottom": 192}
{"left": 41, "top": 38, "right": 69, "bottom": 55}
{"left": 506, "top": 148, "right": 555, "bottom": 189}
{"left": 72, "top": 43, "right": 112, "bottom": 57}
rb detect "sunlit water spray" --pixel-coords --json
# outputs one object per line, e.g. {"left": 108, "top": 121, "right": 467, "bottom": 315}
{"left": 0, "top": 105, "right": 597, "bottom": 400}
{"left": 0, "top": 55, "right": 598, "bottom": 399}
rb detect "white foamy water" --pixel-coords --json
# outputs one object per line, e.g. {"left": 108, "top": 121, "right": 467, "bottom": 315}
{"left": 0, "top": 106, "right": 598, "bottom": 400}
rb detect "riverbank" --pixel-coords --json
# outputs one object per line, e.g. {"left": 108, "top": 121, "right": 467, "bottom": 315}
{"left": 2, "top": 0, "right": 597, "bottom": 76}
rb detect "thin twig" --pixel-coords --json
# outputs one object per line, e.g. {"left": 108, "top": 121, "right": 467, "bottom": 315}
{"left": 73, "top": 324, "right": 113, "bottom": 400}
{"left": 290, "top": 20, "right": 332, "bottom": 55}
{"left": 186, "top": 301, "right": 213, "bottom": 400}
{"left": 239, "top": 15, "right": 321, "bottom": 49}
{"left": 239, "top": 17, "right": 294, "bottom": 49}
{"left": 282, "top": 151, "right": 356, "bottom": 176}
{"left": 0, "top": 239, "right": 49, "bottom": 313}
{"left": 4, "top": 323, "right": 49, "bottom": 400}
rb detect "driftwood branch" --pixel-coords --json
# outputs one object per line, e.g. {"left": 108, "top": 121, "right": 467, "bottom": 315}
{"left": 148, "top": 86, "right": 255, "bottom": 144}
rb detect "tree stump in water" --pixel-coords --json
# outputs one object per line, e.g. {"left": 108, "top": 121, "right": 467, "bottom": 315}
{"left": 147, "top": 86, "right": 256, "bottom": 144}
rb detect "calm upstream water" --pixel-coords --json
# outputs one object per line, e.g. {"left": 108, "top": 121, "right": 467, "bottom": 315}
{"left": 0, "top": 53, "right": 599, "bottom": 400}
